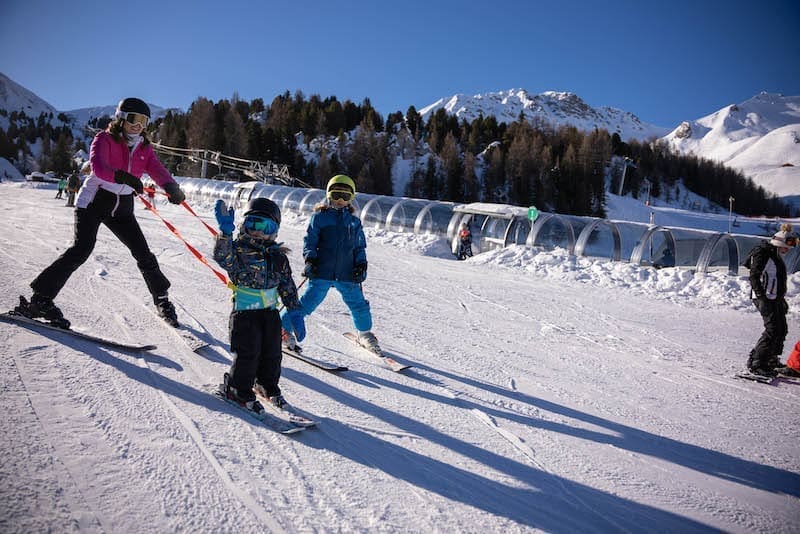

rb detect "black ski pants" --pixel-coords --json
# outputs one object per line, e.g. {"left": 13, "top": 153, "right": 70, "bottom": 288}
{"left": 31, "top": 188, "right": 170, "bottom": 300}
{"left": 748, "top": 297, "right": 788, "bottom": 368}
{"left": 228, "top": 308, "right": 283, "bottom": 399}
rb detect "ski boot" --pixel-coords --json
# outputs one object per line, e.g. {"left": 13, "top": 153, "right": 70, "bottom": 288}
{"left": 15, "top": 295, "right": 71, "bottom": 329}
{"left": 223, "top": 373, "right": 264, "bottom": 415}
{"left": 281, "top": 328, "right": 300, "bottom": 352}
{"left": 765, "top": 356, "right": 783, "bottom": 370}
{"left": 254, "top": 382, "right": 288, "bottom": 409}
{"left": 747, "top": 365, "right": 777, "bottom": 378}
{"left": 154, "top": 294, "right": 179, "bottom": 327}
{"left": 356, "top": 331, "right": 382, "bottom": 354}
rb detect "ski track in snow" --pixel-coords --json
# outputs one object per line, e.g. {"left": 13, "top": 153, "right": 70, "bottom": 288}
{"left": 2, "top": 184, "right": 799, "bottom": 532}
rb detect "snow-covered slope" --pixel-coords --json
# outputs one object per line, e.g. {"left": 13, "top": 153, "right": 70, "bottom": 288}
{"left": 0, "top": 72, "right": 170, "bottom": 137}
{"left": 664, "top": 92, "right": 800, "bottom": 206}
{"left": 1, "top": 182, "right": 799, "bottom": 532}
{"left": 419, "top": 89, "right": 671, "bottom": 142}
{"left": 0, "top": 72, "right": 63, "bottom": 130}
{"left": 0, "top": 157, "right": 25, "bottom": 182}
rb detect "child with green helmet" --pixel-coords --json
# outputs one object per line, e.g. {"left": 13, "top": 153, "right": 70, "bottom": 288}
{"left": 280, "top": 174, "right": 381, "bottom": 353}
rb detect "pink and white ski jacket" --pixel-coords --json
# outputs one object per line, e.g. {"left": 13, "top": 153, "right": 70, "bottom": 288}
{"left": 76, "top": 131, "right": 176, "bottom": 209}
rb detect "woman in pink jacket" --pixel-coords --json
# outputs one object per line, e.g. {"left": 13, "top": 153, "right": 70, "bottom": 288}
{"left": 17, "top": 97, "right": 186, "bottom": 328}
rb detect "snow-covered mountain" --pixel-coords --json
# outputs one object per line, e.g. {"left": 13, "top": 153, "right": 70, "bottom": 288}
{"left": 419, "top": 89, "right": 671, "bottom": 142}
{"left": 0, "top": 72, "right": 169, "bottom": 136}
{"left": 663, "top": 92, "right": 800, "bottom": 207}
{"left": 0, "top": 72, "right": 64, "bottom": 130}
{"left": 2, "top": 72, "right": 796, "bottom": 208}
{"left": 419, "top": 88, "right": 799, "bottom": 209}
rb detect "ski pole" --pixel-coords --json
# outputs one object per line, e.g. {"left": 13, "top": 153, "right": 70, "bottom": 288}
{"left": 277, "top": 277, "right": 308, "bottom": 312}
{"left": 138, "top": 195, "right": 231, "bottom": 286}
{"left": 179, "top": 199, "right": 220, "bottom": 237}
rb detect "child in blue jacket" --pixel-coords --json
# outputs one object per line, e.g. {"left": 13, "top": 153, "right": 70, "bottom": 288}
{"left": 214, "top": 197, "right": 305, "bottom": 414}
{"left": 280, "top": 175, "right": 381, "bottom": 353}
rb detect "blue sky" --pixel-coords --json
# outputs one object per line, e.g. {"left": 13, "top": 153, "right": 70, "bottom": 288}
{"left": 2, "top": 0, "right": 798, "bottom": 127}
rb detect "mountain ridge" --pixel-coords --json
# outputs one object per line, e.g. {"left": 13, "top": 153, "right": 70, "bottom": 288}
{"left": 419, "top": 88, "right": 671, "bottom": 142}
{"left": 1, "top": 72, "right": 796, "bottom": 207}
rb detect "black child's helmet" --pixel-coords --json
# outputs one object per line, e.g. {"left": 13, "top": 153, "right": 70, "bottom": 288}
{"left": 243, "top": 197, "right": 281, "bottom": 225}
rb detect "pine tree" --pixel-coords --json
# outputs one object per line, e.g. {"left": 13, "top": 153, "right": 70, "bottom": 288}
{"left": 441, "top": 132, "right": 463, "bottom": 201}
{"left": 462, "top": 152, "right": 479, "bottom": 202}
{"left": 49, "top": 132, "right": 73, "bottom": 175}
{"left": 223, "top": 104, "right": 247, "bottom": 157}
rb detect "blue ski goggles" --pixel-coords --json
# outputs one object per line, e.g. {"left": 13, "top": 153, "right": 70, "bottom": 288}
{"left": 244, "top": 215, "right": 279, "bottom": 235}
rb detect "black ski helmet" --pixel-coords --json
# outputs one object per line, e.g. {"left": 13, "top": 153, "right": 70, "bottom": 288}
{"left": 116, "top": 97, "right": 151, "bottom": 119}
{"left": 243, "top": 197, "right": 281, "bottom": 224}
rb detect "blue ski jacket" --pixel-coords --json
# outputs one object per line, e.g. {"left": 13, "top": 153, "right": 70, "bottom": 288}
{"left": 304, "top": 206, "right": 367, "bottom": 282}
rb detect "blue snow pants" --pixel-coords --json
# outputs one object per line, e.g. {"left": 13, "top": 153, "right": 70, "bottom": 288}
{"left": 281, "top": 278, "right": 372, "bottom": 333}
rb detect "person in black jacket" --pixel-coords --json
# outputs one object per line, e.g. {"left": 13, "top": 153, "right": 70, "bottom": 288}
{"left": 746, "top": 223, "right": 797, "bottom": 376}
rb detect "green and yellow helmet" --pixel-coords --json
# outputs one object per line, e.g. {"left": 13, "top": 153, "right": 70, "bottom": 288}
{"left": 326, "top": 174, "right": 356, "bottom": 198}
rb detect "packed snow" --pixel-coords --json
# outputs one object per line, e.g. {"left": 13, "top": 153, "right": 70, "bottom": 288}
{"left": 1, "top": 182, "right": 799, "bottom": 533}
{"left": 664, "top": 93, "right": 800, "bottom": 209}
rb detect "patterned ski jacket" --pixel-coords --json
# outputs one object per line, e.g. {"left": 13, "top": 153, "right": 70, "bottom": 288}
{"left": 214, "top": 233, "right": 301, "bottom": 312}
{"left": 303, "top": 205, "right": 367, "bottom": 282}
{"left": 747, "top": 242, "right": 787, "bottom": 300}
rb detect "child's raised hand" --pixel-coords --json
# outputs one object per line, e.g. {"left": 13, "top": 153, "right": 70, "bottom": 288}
{"left": 214, "top": 199, "right": 235, "bottom": 235}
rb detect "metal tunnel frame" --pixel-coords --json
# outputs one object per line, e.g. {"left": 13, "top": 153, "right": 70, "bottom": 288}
{"left": 170, "top": 177, "right": 800, "bottom": 275}
{"left": 574, "top": 219, "right": 623, "bottom": 261}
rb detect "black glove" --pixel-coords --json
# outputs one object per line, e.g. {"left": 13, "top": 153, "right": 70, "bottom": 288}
{"left": 114, "top": 170, "right": 143, "bottom": 194}
{"left": 163, "top": 182, "right": 185, "bottom": 205}
{"left": 302, "top": 258, "right": 318, "bottom": 278}
{"left": 352, "top": 262, "right": 367, "bottom": 283}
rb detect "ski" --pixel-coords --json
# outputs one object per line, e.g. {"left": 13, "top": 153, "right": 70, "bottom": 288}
{"left": 150, "top": 301, "right": 209, "bottom": 353}
{"left": 208, "top": 384, "right": 305, "bottom": 435}
{"left": 254, "top": 392, "right": 318, "bottom": 428}
{"left": 282, "top": 347, "right": 348, "bottom": 372}
{"left": 734, "top": 372, "right": 775, "bottom": 384}
{"left": 173, "top": 326, "right": 209, "bottom": 352}
{"left": 0, "top": 311, "right": 157, "bottom": 352}
{"left": 775, "top": 372, "right": 800, "bottom": 384}
{"left": 342, "top": 332, "right": 411, "bottom": 372}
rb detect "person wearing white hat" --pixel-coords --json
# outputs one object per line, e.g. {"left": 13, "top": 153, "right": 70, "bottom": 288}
{"left": 745, "top": 223, "right": 797, "bottom": 376}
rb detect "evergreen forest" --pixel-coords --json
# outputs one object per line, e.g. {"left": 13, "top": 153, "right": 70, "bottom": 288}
{"left": 0, "top": 91, "right": 793, "bottom": 218}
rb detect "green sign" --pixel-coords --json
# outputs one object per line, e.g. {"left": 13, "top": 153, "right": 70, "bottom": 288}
{"left": 527, "top": 206, "right": 539, "bottom": 222}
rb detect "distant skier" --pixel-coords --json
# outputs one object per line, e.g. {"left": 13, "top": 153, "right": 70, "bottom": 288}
{"left": 16, "top": 97, "right": 186, "bottom": 328}
{"left": 745, "top": 223, "right": 797, "bottom": 376}
{"left": 65, "top": 170, "right": 82, "bottom": 207}
{"left": 55, "top": 176, "right": 66, "bottom": 199}
{"left": 213, "top": 197, "right": 306, "bottom": 414}
{"left": 280, "top": 174, "right": 381, "bottom": 353}
{"left": 457, "top": 222, "right": 473, "bottom": 260}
